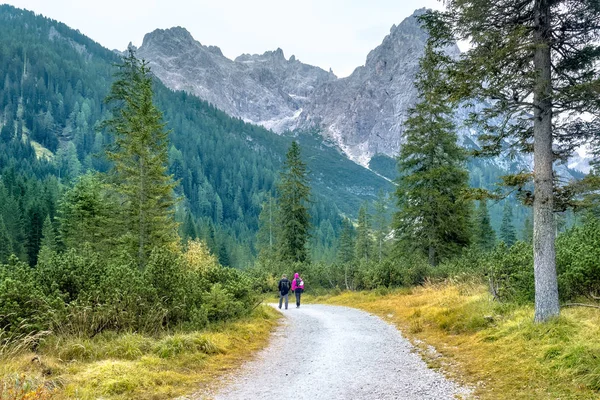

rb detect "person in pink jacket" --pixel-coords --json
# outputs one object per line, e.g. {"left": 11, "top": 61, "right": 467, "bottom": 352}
{"left": 291, "top": 273, "right": 304, "bottom": 308}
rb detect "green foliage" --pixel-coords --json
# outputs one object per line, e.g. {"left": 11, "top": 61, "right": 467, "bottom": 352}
{"left": 394, "top": 43, "right": 472, "bottom": 266}
{"left": 277, "top": 141, "right": 311, "bottom": 263}
{"left": 499, "top": 202, "right": 517, "bottom": 246}
{"left": 355, "top": 203, "right": 373, "bottom": 262}
{"left": 103, "top": 50, "right": 178, "bottom": 267}
{"left": 556, "top": 217, "right": 600, "bottom": 300}
{"left": 0, "top": 4, "right": 376, "bottom": 268}
{"left": 475, "top": 200, "right": 496, "bottom": 251}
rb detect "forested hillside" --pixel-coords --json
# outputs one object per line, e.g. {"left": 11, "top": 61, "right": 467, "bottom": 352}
{"left": 0, "top": 4, "right": 393, "bottom": 267}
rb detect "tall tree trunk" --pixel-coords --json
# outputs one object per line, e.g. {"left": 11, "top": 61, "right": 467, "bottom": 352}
{"left": 532, "top": 0, "right": 560, "bottom": 322}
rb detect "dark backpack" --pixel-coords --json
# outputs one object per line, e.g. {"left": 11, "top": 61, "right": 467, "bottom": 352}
{"left": 281, "top": 279, "right": 290, "bottom": 294}
{"left": 296, "top": 278, "right": 304, "bottom": 291}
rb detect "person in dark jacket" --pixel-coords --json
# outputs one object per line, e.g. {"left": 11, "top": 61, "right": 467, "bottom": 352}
{"left": 278, "top": 274, "right": 291, "bottom": 310}
{"left": 291, "top": 273, "right": 304, "bottom": 308}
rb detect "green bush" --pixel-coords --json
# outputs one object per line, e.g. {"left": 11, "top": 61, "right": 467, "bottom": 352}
{"left": 557, "top": 218, "right": 600, "bottom": 300}
{"left": 0, "top": 258, "right": 59, "bottom": 333}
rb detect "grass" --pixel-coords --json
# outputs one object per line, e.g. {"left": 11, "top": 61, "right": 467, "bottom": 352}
{"left": 312, "top": 281, "right": 600, "bottom": 400}
{"left": 0, "top": 306, "right": 280, "bottom": 400}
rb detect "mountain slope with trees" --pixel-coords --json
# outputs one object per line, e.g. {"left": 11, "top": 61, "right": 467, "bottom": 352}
{"left": 0, "top": 4, "right": 393, "bottom": 267}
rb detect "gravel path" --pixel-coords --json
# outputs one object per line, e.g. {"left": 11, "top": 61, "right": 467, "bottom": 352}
{"left": 205, "top": 304, "right": 470, "bottom": 400}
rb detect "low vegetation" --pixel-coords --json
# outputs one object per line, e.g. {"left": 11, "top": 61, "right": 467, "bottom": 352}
{"left": 315, "top": 283, "right": 600, "bottom": 399}
{"left": 0, "top": 306, "right": 279, "bottom": 399}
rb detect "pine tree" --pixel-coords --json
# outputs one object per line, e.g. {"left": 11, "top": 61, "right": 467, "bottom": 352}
{"left": 476, "top": 201, "right": 496, "bottom": 251}
{"left": 500, "top": 202, "right": 517, "bottom": 247}
{"left": 24, "top": 203, "right": 44, "bottom": 266}
{"left": 38, "top": 215, "right": 58, "bottom": 264}
{"left": 393, "top": 42, "right": 472, "bottom": 266}
{"left": 277, "top": 141, "right": 311, "bottom": 263}
{"left": 181, "top": 211, "right": 197, "bottom": 241}
{"left": 58, "top": 174, "right": 114, "bottom": 252}
{"left": 423, "top": 0, "right": 600, "bottom": 322}
{"left": 103, "top": 49, "right": 178, "bottom": 267}
{"left": 355, "top": 202, "right": 372, "bottom": 262}
{"left": 337, "top": 217, "right": 355, "bottom": 290}
{"left": 0, "top": 216, "right": 12, "bottom": 263}
{"left": 40, "top": 215, "right": 57, "bottom": 251}
{"left": 373, "top": 189, "right": 389, "bottom": 263}
{"left": 256, "top": 194, "right": 279, "bottom": 261}
{"left": 337, "top": 218, "right": 355, "bottom": 264}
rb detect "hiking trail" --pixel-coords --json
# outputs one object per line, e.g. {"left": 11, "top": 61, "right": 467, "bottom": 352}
{"left": 194, "top": 304, "right": 471, "bottom": 400}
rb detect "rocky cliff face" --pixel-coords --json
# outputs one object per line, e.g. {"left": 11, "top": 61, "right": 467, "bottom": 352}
{"left": 138, "top": 10, "right": 586, "bottom": 174}
{"left": 136, "top": 9, "right": 440, "bottom": 166}
{"left": 295, "top": 8, "right": 460, "bottom": 166}
{"left": 137, "top": 27, "right": 336, "bottom": 133}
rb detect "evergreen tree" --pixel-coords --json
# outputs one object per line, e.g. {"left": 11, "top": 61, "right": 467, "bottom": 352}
{"left": 373, "top": 189, "right": 389, "bottom": 263}
{"left": 476, "top": 201, "right": 496, "bottom": 251}
{"left": 103, "top": 49, "right": 178, "bottom": 267}
{"left": 337, "top": 218, "right": 355, "bottom": 265}
{"left": 40, "top": 215, "right": 57, "bottom": 252}
{"left": 58, "top": 173, "right": 115, "bottom": 253}
{"left": 337, "top": 217, "right": 355, "bottom": 290}
{"left": 500, "top": 202, "right": 517, "bottom": 247}
{"left": 256, "top": 194, "right": 279, "bottom": 261}
{"left": 393, "top": 42, "right": 471, "bottom": 266}
{"left": 37, "top": 215, "right": 58, "bottom": 264}
{"left": 181, "top": 211, "right": 197, "bottom": 241}
{"left": 277, "top": 141, "right": 311, "bottom": 263}
{"left": 0, "top": 216, "right": 12, "bottom": 263}
{"left": 24, "top": 203, "right": 44, "bottom": 266}
{"left": 355, "top": 202, "right": 372, "bottom": 262}
{"left": 423, "top": 0, "right": 600, "bottom": 321}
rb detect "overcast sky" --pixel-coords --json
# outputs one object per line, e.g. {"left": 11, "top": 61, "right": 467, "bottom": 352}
{"left": 3, "top": 0, "right": 445, "bottom": 77}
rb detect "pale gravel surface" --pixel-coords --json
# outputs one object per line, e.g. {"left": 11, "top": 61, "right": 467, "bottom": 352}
{"left": 196, "top": 304, "right": 471, "bottom": 400}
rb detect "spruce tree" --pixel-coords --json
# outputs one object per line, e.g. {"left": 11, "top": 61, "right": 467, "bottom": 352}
{"left": 394, "top": 42, "right": 472, "bottom": 266}
{"left": 337, "top": 218, "right": 355, "bottom": 264}
{"left": 373, "top": 189, "right": 389, "bottom": 263}
{"left": 500, "top": 202, "right": 517, "bottom": 247}
{"left": 58, "top": 174, "right": 114, "bottom": 253}
{"left": 181, "top": 211, "right": 197, "bottom": 241}
{"left": 103, "top": 49, "right": 178, "bottom": 267}
{"left": 0, "top": 216, "right": 12, "bottom": 263}
{"left": 256, "top": 194, "right": 279, "bottom": 262}
{"left": 423, "top": 0, "right": 600, "bottom": 321}
{"left": 476, "top": 201, "right": 496, "bottom": 251}
{"left": 277, "top": 141, "right": 311, "bottom": 263}
{"left": 355, "top": 202, "right": 372, "bottom": 262}
{"left": 40, "top": 215, "right": 57, "bottom": 252}
{"left": 337, "top": 217, "right": 355, "bottom": 290}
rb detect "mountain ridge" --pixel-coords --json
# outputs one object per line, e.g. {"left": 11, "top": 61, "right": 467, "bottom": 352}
{"left": 135, "top": 9, "right": 459, "bottom": 167}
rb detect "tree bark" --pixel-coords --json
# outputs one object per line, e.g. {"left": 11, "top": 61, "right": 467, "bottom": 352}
{"left": 532, "top": 0, "right": 560, "bottom": 322}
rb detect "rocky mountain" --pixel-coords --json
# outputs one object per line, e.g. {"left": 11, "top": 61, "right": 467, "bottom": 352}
{"left": 295, "top": 8, "right": 457, "bottom": 166}
{"left": 137, "top": 27, "right": 336, "bottom": 133}
{"left": 136, "top": 9, "right": 588, "bottom": 177}
{"left": 136, "top": 9, "right": 453, "bottom": 167}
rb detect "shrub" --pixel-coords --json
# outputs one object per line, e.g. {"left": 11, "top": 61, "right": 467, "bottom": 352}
{"left": 557, "top": 218, "right": 600, "bottom": 300}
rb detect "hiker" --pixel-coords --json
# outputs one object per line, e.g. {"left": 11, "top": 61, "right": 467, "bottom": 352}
{"left": 291, "top": 273, "right": 304, "bottom": 308}
{"left": 278, "top": 274, "right": 291, "bottom": 310}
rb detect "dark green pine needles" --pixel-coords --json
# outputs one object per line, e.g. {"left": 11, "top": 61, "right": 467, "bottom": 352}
{"left": 394, "top": 43, "right": 472, "bottom": 266}
{"left": 277, "top": 141, "right": 311, "bottom": 263}
{"left": 103, "top": 50, "right": 178, "bottom": 268}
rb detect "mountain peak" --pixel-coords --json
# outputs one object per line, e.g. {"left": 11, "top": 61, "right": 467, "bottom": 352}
{"left": 142, "top": 26, "right": 197, "bottom": 49}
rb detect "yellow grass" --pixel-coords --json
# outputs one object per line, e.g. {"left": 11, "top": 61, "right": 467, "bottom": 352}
{"left": 315, "top": 283, "right": 600, "bottom": 400}
{"left": 0, "top": 306, "right": 280, "bottom": 400}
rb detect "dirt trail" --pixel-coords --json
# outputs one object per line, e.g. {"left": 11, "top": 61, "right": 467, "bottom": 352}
{"left": 199, "top": 304, "right": 470, "bottom": 400}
